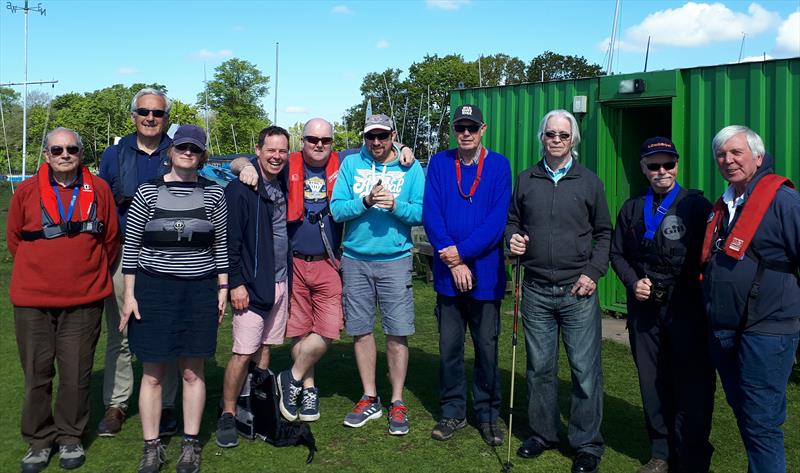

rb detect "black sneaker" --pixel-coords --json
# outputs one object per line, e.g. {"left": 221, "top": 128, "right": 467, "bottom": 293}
{"left": 430, "top": 417, "right": 467, "bottom": 441}
{"left": 176, "top": 438, "right": 201, "bottom": 473}
{"left": 21, "top": 446, "right": 52, "bottom": 473}
{"left": 299, "top": 387, "right": 320, "bottom": 422}
{"left": 58, "top": 442, "right": 86, "bottom": 470}
{"left": 215, "top": 412, "right": 239, "bottom": 448}
{"left": 159, "top": 408, "right": 178, "bottom": 437}
{"left": 276, "top": 370, "right": 302, "bottom": 421}
{"left": 137, "top": 440, "right": 165, "bottom": 473}
{"left": 478, "top": 422, "right": 504, "bottom": 446}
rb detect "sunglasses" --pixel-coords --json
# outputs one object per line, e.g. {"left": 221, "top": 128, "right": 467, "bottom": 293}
{"left": 544, "top": 131, "right": 571, "bottom": 141}
{"left": 175, "top": 143, "right": 204, "bottom": 154}
{"left": 453, "top": 124, "right": 481, "bottom": 133}
{"left": 135, "top": 108, "right": 167, "bottom": 118}
{"left": 364, "top": 131, "right": 391, "bottom": 141}
{"left": 304, "top": 136, "right": 333, "bottom": 146}
{"left": 48, "top": 145, "right": 81, "bottom": 156}
{"left": 645, "top": 161, "right": 677, "bottom": 171}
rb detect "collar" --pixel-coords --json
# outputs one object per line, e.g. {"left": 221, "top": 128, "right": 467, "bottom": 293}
{"left": 543, "top": 157, "right": 573, "bottom": 182}
{"left": 127, "top": 132, "right": 172, "bottom": 154}
{"left": 722, "top": 185, "right": 746, "bottom": 223}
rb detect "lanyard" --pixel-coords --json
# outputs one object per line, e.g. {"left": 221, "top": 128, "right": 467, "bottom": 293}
{"left": 53, "top": 185, "right": 79, "bottom": 223}
{"left": 643, "top": 184, "right": 681, "bottom": 240}
{"left": 455, "top": 147, "right": 487, "bottom": 203}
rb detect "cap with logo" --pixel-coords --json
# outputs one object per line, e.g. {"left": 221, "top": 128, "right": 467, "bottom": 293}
{"left": 453, "top": 104, "right": 483, "bottom": 125}
{"left": 363, "top": 114, "right": 394, "bottom": 134}
{"left": 172, "top": 124, "right": 208, "bottom": 151}
{"left": 640, "top": 136, "right": 678, "bottom": 159}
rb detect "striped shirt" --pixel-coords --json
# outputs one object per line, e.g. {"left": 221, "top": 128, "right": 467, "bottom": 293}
{"left": 122, "top": 179, "right": 228, "bottom": 278}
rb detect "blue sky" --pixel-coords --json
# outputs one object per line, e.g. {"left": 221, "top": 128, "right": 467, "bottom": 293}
{"left": 1, "top": 0, "right": 798, "bottom": 127}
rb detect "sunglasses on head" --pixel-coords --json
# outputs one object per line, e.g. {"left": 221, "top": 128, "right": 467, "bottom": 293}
{"left": 645, "top": 161, "right": 677, "bottom": 171}
{"left": 304, "top": 136, "right": 333, "bottom": 146}
{"left": 175, "top": 143, "right": 204, "bottom": 154}
{"left": 544, "top": 131, "right": 571, "bottom": 141}
{"left": 453, "top": 123, "right": 481, "bottom": 133}
{"left": 364, "top": 131, "right": 391, "bottom": 141}
{"left": 135, "top": 108, "right": 166, "bottom": 118}
{"left": 48, "top": 145, "right": 81, "bottom": 156}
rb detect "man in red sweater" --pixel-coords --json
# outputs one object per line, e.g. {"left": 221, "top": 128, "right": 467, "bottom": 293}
{"left": 7, "top": 127, "right": 119, "bottom": 473}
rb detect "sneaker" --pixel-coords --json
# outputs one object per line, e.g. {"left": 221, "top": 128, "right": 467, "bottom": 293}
{"left": 58, "top": 442, "right": 86, "bottom": 470}
{"left": 97, "top": 406, "right": 125, "bottom": 437}
{"left": 299, "top": 387, "right": 320, "bottom": 422}
{"left": 388, "top": 400, "right": 409, "bottom": 436}
{"left": 637, "top": 458, "right": 669, "bottom": 473}
{"left": 176, "top": 438, "right": 202, "bottom": 473}
{"left": 431, "top": 417, "right": 467, "bottom": 441}
{"left": 215, "top": 412, "right": 239, "bottom": 448}
{"left": 478, "top": 422, "right": 504, "bottom": 446}
{"left": 276, "top": 370, "right": 302, "bottom": 421}
{"left": 137, "top": 440, "right": 166, "bottom": 473}
{"left": 343, "top": 395, "right": 382, "bottom": 428}
{"left": 159, "top": 408, "right": 178, "bottom": 437}
{"left": 21, "top": 446, "right": 52, "bottom": 473}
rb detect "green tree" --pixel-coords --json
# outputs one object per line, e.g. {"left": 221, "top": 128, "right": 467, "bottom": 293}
{"left": 526, "top": 51, "right": 604, "bottom": 82}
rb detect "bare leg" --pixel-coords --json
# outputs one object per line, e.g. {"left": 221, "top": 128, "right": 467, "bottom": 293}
{"left": 255, "top": 345, "right": 270, "bottom": 370}
{"left": 291, "top": 333, "right": 331, "bottom": 388}
{"left": 386, "top": 335, "right": 408, "bottom": 403}
{"left": 139, "top": 362, "right": 167, "bottom": 440}
{"left": 221, "top": 353, "right": 252, "bottom": 414}
{"left": 179, "top": 357, "right": 206, "bottom": 436}
{"left": 354, "top": 333, "right": 377, "bottom": 397}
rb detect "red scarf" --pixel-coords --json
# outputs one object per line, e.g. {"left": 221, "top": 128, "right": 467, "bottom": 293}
{"left": 287, "top": 151, "right": 340, "bottom": 222}
{"left": 37, "top": 163, "right": 95, "bottom": 223}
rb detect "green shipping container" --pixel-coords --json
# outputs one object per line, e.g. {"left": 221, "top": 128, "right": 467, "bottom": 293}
{"left": 450, "top": 58, "right": 800, "bottom": 314}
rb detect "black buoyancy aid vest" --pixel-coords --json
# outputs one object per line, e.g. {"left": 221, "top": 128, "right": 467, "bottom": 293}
{"left": 114, "top": 134, "right": 171, "bottom": 206}
{"left": 633, "top": 189, "right": 694, "bottom": 284}
{"left": 142, "top": 178, "right": 215, "bottom": 249}
{"left": 21, "top": 164, "right": 104, "bottom": 241}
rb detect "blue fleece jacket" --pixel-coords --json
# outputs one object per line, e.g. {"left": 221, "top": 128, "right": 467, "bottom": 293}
{"left": 423, "top": 148, "right": 511, "bottom": 300}
{"left": 330, "top": 145, "right": 424, "bottom": 261}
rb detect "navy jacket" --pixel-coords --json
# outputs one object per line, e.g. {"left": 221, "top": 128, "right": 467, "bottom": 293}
{"left": 224, "top": 159, "right": 292, "bottom": 317}
{"left": 702, "top": 157, "right": 800, "bottom": 335}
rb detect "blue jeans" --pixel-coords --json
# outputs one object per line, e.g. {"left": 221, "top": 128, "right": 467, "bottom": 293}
{"left": 710, "top": 329, "right": 799, "bottom": 473}
{"left": 436, "top": 295, "right": 502, "bottom": 422}
{"left": 521, "top": 280, "right": 604, "bottom": 457}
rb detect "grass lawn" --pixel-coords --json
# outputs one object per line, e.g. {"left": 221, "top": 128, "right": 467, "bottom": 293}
{"left": 1, "top": 181, "right": 799, "bottom": 473}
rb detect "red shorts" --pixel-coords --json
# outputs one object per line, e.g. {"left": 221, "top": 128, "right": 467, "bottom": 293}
{"left": 286, "top": 257, "right": 343, "bottom": 340}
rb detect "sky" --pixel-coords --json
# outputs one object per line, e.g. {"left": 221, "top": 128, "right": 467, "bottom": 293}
{"left": 0, "top": 0, "right": 798, "bottom": 127}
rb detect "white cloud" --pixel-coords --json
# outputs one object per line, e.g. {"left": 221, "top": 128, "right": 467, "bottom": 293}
{"left": 332, "top": 5, "right": 353, "bottom": 14}
{"left": 376, "top": 39, "right": 389, "bottom": 49}
{"left": 739, "top": 54, "right": 774, "bottom": 62}
{"left": 190, "top": 49, "right": 234, "bottom": 60}
{"left": 617, "top": 2, "right": 780, "bottom": 51}
{"left": 116, "top": 67, "right": 139, "bottom": 76}
{"left": 285, "top": 106, "right": 308, "bottom": 113}
{"left": 775, "top": 11, "right": 800, "bottom": 55}
{"left": 427, "top": 0, "right": 470, "bottom": 11}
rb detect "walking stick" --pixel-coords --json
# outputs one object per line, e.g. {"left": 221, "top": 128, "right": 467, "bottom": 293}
{"left": 503, "top": 257, "right": 522, "bottom": 472}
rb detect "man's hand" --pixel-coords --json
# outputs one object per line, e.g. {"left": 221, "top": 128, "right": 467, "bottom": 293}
{"left": 439, "top": 245, "right": 462, "bottom": 267}
{"left": 399, "top": 146, "right": 415, "bottom": 166}
{"left": 238, "top": 164, "right": 259, "bottom": 189}
{"left": 450, "top": 264, "right": 474, "bottom": 292}
{"left": 509, "top": 233, "right": 529, "bottom": 256}
{"left": 570, "top": 274, "right": 597, "bottom": 297}
{"left": 634, "top": 277, "right": 652, "bottom": 301}
{"left": 372, "top": 188, "right": 396, "bottom": 211}
{"left": 230, "top": 285, "right": 249, "bottom": 312}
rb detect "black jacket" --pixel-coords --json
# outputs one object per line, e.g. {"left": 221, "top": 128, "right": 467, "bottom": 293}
{"left": 505, "top": 159, "right": 612, "bottom": 286}
{"left": 224, "top": 159, "right": 292, "bottom": 317}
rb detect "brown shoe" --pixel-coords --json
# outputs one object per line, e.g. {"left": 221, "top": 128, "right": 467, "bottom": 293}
{"left": 97, "top": 407, "right": 125, "bottom": 437}
{"left": 637, "top": 458, "right": 669, "bottom": 473}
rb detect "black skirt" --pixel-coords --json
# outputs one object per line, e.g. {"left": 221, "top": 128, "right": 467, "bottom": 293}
{"left": 129, "top": 271, "right": 218, "bottom": 362}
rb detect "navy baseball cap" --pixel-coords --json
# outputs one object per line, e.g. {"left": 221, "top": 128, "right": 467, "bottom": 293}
{"left": 172, "top": 124, "right": 207, "bottom": 151}
{"left": 640, "top": 136, "right": 678, "bottom": 159}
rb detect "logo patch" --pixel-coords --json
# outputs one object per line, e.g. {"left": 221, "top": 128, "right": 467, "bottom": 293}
{"left": 462, "top": 106, "right": 473, "bottom": 116}
{"left": 728, "top": 237, "right": 744, "bottom": 252}
{"left": 661, "top": 215, "right": 686, "bottom": 241}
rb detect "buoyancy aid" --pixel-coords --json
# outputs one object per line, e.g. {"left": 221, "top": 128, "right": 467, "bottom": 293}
{"left": 114, "top": 134, "right": 171, "bottom": 206}
{"left": 286, "top": 151, "right": 339, "bottom": 222}
{"left": 142, "top": 178, "right": 215, "bottom": 248}
{"left": 21, "top": 164, "right": 103, "bottom": 241}
{"left": 701, "top": 174, "right": 794, "bottom": 264}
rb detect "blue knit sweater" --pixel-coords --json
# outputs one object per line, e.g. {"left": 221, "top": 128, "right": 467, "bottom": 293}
{"left": 423, "top": 147, "right": 511, "bottom": 300}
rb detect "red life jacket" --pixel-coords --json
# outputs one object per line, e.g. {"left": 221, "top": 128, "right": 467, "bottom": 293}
{"left": 701, "top": 173, "right": 794, "bottom": 264}
{"left": 286, "top": 151, "right": 340, "bottom": 222}
{"left": 24, "top": 163, "right": 102, "bottom": 240}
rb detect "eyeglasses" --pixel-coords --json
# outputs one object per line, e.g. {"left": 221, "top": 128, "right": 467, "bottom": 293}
{"left": 544, "top": 131, "right": 571, "bottom": 141}
{"left": 175, "top": 143, "right": 204, "bottom": 154}
{"left": 453, "top": 124, "right": 481, "bottom": 134}
{"left": 304, "top": 136, "right": 333, "bottom": 146}
{"left": 135, "top": 108, "right": 167, "bottom": 118}
{"left": 364, "top": 131, "right": 391, "bottom": 141}
{"left": 48, "top": 145, "right": 81, "bottom": 156}
{"left": 645, "top": 161, "right": 677, "bottom": 171}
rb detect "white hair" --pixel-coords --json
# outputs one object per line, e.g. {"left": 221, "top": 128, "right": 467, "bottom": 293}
{"left": 130, "top": 88, "right": 172, "bottom": 115}
{"left": 45, "top": 127, "right": 84, "bottom": 148}
{"left": 537, "top": 109, "right": 581, "bottom": 159}
{"left": 711, "top": 125, "right": 765, "bottom": 159}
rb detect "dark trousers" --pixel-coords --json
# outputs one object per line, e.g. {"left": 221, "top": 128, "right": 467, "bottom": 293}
{"left": 14, "top": 302, "right": 103, "bottom": 448}
{"left": 710, "top": 329, "right": 798, "bottom": 473}
{"left": 628, "top": 303, "right": 715, "bottom": 472}
{"left": 436, "top": 295, "right": 502, "bottom": 422}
